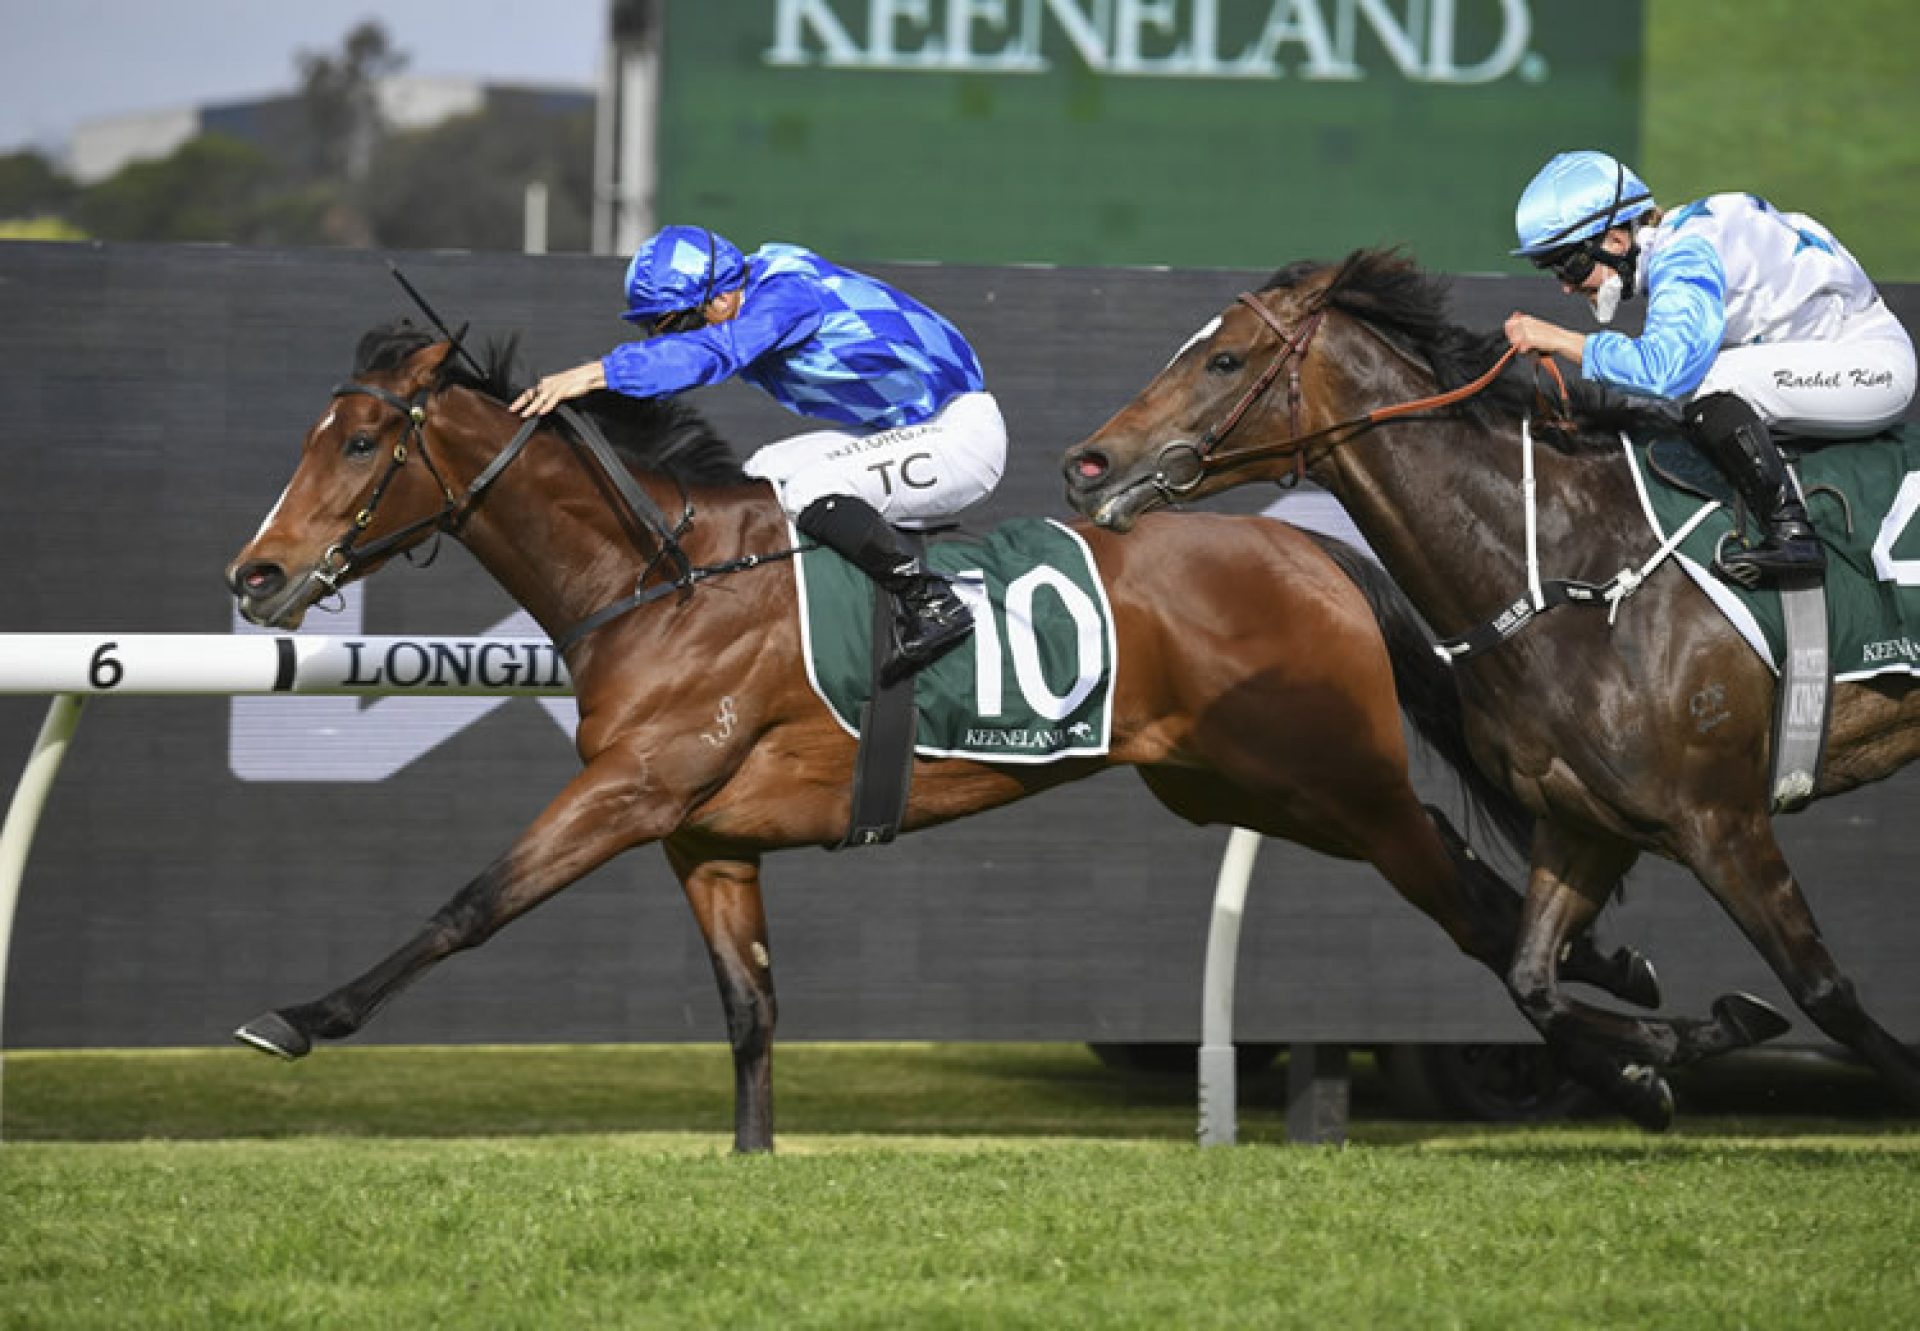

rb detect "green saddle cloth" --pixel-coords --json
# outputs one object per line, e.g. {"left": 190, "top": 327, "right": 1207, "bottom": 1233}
{"left": 794, "top": 517, "right": 1117, "bottom": 762}
{"left": 1627, "top": 422, "right": 1920, "bottom": 679}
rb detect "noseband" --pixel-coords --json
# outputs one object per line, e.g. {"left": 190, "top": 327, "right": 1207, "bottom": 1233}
{"left": 307, "top": 379, "right": 542, "bottom": 596}
{"left": 1150, "top": 291, "right": 1540, "bottom": 498}
{"left": 305, "top": 378, "right": 788, "bottom": 657}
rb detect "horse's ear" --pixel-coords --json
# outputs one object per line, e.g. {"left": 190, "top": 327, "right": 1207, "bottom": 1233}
{"left": 398, "top": 339, "right": 457, "bottom": 393}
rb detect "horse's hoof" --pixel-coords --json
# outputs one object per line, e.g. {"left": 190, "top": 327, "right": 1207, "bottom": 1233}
{"left": 1615, "top": 948, "right": 1662, "bottom": 1010}
{"left": 233, "top": 1011, "right": 311, "bottom": 1060}
{"left": 1619, "top": 1063, "right": 1676, "bottom": 1133}
{"left": 1714, "top": 991, "right": 1792, "bottom": 1048}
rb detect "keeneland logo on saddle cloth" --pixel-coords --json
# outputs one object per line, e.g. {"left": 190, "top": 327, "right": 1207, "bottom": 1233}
{"left": 1628, "top": 422, "right": 1920, "bottom": 680}
{"left": 794, "top": 517, "right": 1117, "bottom": 762}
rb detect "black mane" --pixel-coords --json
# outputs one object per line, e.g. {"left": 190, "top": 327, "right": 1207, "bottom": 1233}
{"left": 351, "top": 319, "right": 748, "bottom": 486}
{"left": 1262, "top": 250, "right": 1674, "bottom": 451}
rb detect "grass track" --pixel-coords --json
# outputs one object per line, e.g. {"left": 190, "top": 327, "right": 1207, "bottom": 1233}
{"left": 4, "top": 1046, "right": 1918, "bottom": 1328}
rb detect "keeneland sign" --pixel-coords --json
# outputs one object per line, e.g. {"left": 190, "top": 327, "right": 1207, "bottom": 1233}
{"left": 766, "top": 0, "right": 1537, "bottom": 83}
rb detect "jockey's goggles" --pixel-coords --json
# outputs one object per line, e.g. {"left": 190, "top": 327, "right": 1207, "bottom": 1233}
{"left": 1532, "top": 242, "right": 1601, "bottom": 287}
{"left": 644, "top": 305, "right": 709, "bottom": 338}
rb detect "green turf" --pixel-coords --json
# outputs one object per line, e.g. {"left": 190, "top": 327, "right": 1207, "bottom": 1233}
{"left": 5, "top": 1047, "right": 1917, "bottom": 1326}
{"left": 4, "top": 1125, "right": 1917, "bottom": 1328}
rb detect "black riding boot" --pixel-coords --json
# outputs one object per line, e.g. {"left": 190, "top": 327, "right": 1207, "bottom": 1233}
{"left": 796, "top": 495, "right": 974, "bottom": 683}
{"left": 1685, "top": 392, "right": 1826, "bottom": 587}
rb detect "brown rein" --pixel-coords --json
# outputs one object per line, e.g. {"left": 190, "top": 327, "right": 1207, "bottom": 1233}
{"left": 1156, "top": 291, "right": 1566, "bottom": 494}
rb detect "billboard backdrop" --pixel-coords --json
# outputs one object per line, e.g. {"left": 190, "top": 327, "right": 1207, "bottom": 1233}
{"left": 1, "top": 241, "right": 1916, "bottom": 1053}
{"left": 655, "top": 0, "right": 1643, "bottom": 269}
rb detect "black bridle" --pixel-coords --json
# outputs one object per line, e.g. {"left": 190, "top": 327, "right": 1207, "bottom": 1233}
{"left": 309, "top": 375, "right": 796, "bottom": 657}
{"left": 306, "top": 378, "right": 541, "bottom": 598}
{"left": 1144, "top": 290, "right": 1546, "bottom": 501}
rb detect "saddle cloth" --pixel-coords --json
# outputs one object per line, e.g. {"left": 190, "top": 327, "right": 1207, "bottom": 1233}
{"left": 1625, "top": 423, "right": 1920, "bottom": 680}
{"left": 792, "top": 517, "right": 1117, "bottom": 762}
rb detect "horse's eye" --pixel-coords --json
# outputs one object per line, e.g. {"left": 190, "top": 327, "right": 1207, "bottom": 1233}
{"left": 1206, "top": 351, "right": 1243, "bottom": 375}
{"left": 344, "top": 433, "right": 378, "bottom": 458}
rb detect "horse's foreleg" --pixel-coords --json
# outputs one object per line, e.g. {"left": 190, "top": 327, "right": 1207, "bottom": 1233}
{"left": 1422, "top": 806, "right": 1660, "bottom": 1008}
{"left": 1348, "top": 799, "right": 1672, "bottom": 1127}
{"left": 1510, "top": 822, "right": 1792, "bottom": 1097}
{"left": 665, "top": 833, "right": 777, "bottom": 1154}
{"left": 1683, "top": 814, "right": 1920, "bottom": 1108}
{"left": 235, "top": 752, "right": 665, "bottom": 1059}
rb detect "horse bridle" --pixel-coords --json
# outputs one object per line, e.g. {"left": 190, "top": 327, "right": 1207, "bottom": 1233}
{"left": 306, "top": 379, "right": 542, "bottom": 595}
{"left": 308, "top": 376, "right": 781, "bottom": 656}
{"left": 1149, "top": 291, "right": 1537, "bottom": 498}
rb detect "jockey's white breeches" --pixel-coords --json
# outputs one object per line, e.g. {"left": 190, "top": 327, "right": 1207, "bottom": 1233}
{"left": 743, "top": 391, "right": 1007, "bottom": 528}
{"left": 1694, "top": 298, "right": 1917, "bottom": 438}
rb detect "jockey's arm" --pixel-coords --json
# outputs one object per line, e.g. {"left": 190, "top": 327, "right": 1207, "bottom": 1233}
{"left": 512, "top": 278, "right": 825, "bottom": 417}
{"left": 1583, "top": 237, "right": 1728, "bottom": 400}
{"left": 602, "top": 278, "right": 824, "bottom": 399}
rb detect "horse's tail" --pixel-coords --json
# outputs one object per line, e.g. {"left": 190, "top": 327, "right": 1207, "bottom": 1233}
{"left": 1305, "top": 531, "right": 1534, "bottom": 864}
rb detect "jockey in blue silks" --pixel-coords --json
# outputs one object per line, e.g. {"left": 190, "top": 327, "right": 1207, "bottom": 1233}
{"left": 1503, "top": 150, "right": 1916, "bottom": 586}
{"left": 515, "top": 226, "right": 1006, "bottom": 680}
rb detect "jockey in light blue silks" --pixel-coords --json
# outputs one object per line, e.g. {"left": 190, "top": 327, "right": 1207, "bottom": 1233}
{"left": 514, "top": 226, "right": 1006, "bottom": 681}
{"left": 1503, "top": 150, "right": 1917, "bottom": 587}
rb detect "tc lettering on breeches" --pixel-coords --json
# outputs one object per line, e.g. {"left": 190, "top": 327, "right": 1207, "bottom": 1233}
{"left": 744, "top": 391, "right": 1008, "bottom": 527}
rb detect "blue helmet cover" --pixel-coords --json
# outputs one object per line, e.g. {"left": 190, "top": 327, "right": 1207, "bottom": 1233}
{"left": 622, "top": 225, "right": 748, "bottom": 324}
{"left": 1512, "top": 151, "right": 1655, "bottom": 257}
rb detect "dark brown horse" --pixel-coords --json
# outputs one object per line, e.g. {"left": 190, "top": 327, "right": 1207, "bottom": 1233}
{"left": 225, "top": 320, "right": 1661, "bottom": 1150}
{"left": 1064, "top": 249, "right": 1920, "bottom": 1113}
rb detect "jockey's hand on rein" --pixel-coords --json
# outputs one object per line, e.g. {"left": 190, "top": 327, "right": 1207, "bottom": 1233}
{"left": 511, "top": 361, "right": 607, "bottom": 418}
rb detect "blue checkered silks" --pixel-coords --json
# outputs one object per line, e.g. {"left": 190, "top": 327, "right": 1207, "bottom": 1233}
{"left": 603, "top": 238, "right": 985, "bottom": 431}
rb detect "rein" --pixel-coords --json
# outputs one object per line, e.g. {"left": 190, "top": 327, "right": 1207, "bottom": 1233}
{"left": 310, "top": 380, "right": 541, "bottom": 595}
{"left": 1150, "top": 291, "right": 1562, "bottom": 499}
{"left": 313, "top": 378, "right": 800, "bottom": 655}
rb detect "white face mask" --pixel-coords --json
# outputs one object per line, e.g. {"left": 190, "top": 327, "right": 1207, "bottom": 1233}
{"left": 1590, "top": 271, "right": 1624, "bottom": 325}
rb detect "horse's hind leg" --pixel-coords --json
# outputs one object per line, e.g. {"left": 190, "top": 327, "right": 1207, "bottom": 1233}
{"left": 1142, "top": 769, "right": 1673, "bottom": 1125}
{"left": 234, "top": 751, "right": 664, "bottom": 1060}
{"left": 1682, "top": 812, "right": 1920, "bottom": 1108}
{"left": 665, "top": 833, "right": 778, "bottom": 1154}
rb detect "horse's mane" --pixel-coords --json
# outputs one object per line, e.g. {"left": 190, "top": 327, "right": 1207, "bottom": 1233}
{"left": 351, "top": 319, "right": 748, "bottom": 486}
{"left": 1261, "top": 250, "right": 1675, "bottom": 453}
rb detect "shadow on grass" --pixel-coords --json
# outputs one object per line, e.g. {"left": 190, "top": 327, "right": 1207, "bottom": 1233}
{"left": 4, "top": 1043, "right": 1913, "bottom": 1146}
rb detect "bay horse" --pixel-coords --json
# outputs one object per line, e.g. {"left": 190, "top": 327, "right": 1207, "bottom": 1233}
{"left": 1063, "top": 249, "right": 1920, "bottom": 1115}
{"left": 224, "top": 320, "right": 1662, "bottom": 1150}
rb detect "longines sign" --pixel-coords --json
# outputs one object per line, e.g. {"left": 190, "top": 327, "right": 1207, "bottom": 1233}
{"left": 766, "top": 0, "right": 1538, "bottom": 83}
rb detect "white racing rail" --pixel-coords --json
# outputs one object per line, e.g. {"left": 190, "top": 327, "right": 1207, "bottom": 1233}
{"left": 0, "top": 632, "right": 1269, "bottom": 1146}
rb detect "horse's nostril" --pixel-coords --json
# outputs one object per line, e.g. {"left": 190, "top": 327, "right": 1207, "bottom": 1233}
{"left": 1073, "top": 452, "right": 1109, "bottom": 482}
{"left": 237, "top": 562, "right": 285, "bottom": 598}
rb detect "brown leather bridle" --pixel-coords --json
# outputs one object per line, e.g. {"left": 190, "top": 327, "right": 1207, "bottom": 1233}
{"left": 1149, "top": 290, "right": 1548, "bottom": 497}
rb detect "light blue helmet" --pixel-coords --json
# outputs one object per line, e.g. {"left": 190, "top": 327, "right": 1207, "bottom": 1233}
{"left": 621, "top": 225, "right": 748, "bottom": 326}
{"left": 1511, "top": 151, "right": 1655, "bottom": 258}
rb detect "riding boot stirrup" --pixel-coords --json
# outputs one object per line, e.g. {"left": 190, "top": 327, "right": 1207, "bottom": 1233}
{"left": 881, "top": 567, "right": 974, "bottom": 686}
{"left": 1686, "top": 392, "right": 1827, "bottom": 589}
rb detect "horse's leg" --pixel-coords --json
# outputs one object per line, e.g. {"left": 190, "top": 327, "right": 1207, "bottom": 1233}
{"left": 235, "top": 751, "right": 664, "bottom": 1058}
{"left": 1345, "top": 798, "right": 1680, "bottom": 1129}
{"left": 1509, "top": 822, "right": 1793, "bottom": 1078}
{"left": 1422, "top": 807, "right": 1659, "bottom": 1008}
{"left": 1679, "top": 811, "right": 1920, "bottom": 1107}
{"left": 1139, "top": 769, "right": 1671, "bottom": 1124}
{"left": 664, "top": 833, "right": 778, "bottom": 1154}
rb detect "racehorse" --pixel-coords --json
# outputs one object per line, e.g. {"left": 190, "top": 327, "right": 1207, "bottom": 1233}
{"left": 1063, "top": 249, "right": 1920, "bottom": 1113}
{"left": 224, "top": 319, "right": 1661, "bottom": 1150}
